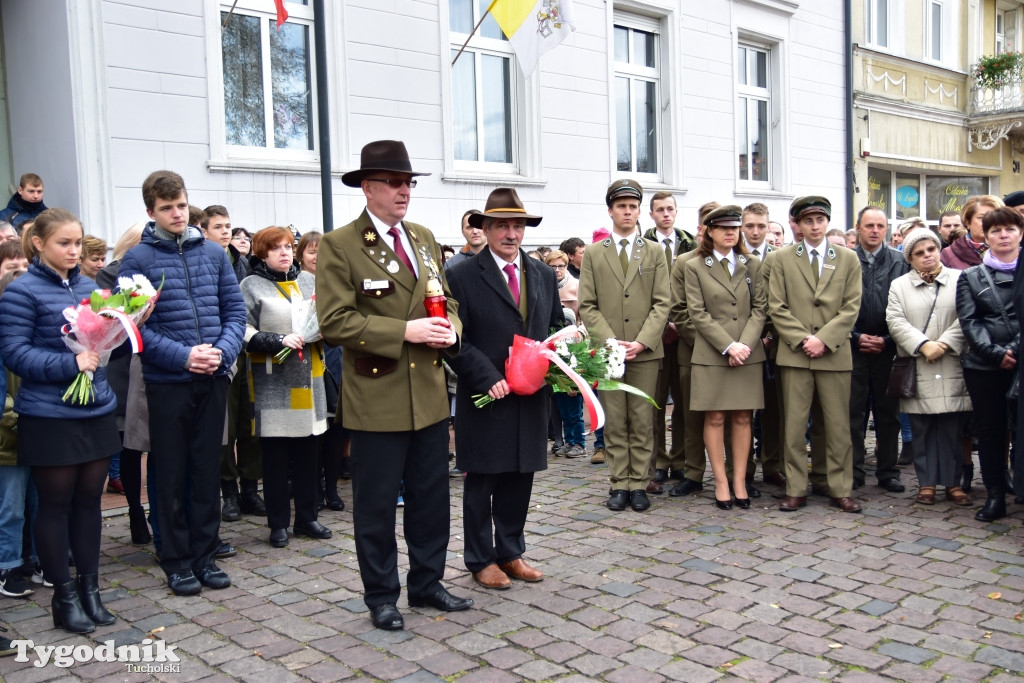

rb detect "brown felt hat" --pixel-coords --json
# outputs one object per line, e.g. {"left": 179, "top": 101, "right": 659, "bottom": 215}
{"left": 468, "top": 188, "right": 542, "bottom": 228}
{"left": 341, "top": 140, "right": 431, "bottom": 188}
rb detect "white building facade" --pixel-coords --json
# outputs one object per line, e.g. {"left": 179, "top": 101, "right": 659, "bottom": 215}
{"left": 1, "top": 0, "right": 847, "bottom": 246}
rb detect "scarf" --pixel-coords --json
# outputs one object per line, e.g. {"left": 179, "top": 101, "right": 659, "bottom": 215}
{"left": 916, "top": 265, "right": 942, "bottom": 284}
{"left": 982, "top": 248, "right": 1018, "bottom": 273}
{"left": 966, "top": 235, "right": 988, "bottom": 256}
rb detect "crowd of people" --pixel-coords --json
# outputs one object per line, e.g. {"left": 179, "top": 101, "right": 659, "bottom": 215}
{"left": 0, "top": 142, "right": 1021, "bottom": 648}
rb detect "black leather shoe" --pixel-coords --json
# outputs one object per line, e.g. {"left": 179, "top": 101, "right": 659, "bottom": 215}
{"left": 878, "top": 478, "right": 906, "bottom": 493}
{"left": 975, "top": 496, "right": 1007, "bottom": 522}
{"left": 735, "top": 497, "right": 751, "bottom": 509}
{"left": 630, "top": 490, "right": 651, "bottom": 511}
{"left": 370, "top": 603, "right": 404, "bottom": 630}
{"left": 167, "top": 569, "right": 201, "bottom": 596}
{"left": 269, "top": 529, "right": 288, "bottom": 548}
{"left": 197, "top": 564, "right": 231, "bottom": 589}
{"left": 293, "top": 521, "right": 332, "bottom": 539}
{"left": 408, "top": 588, "right": 473, "bottom": 612}
{"left": 325, "top": 496, "right": 346, "bottom": 512}
{"left": 668, "top": 478, "right": 703, "bottom": 497}
{"left": 607, "top": 489, "right": 629, "bottom": 511}
{"left": 653, "top": 469, "right": 668, "bottom": 483}
{"left": 221, "top": 496, "right": 241, "bottom": 523}
{"left": 215, "top": 542, "right": 236, "bottom": 559}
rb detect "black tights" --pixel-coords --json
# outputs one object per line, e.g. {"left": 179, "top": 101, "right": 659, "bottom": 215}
{"left": 31, "top": 458, "right": 109, "bottom": 584}
{"left": 120, "top": 446, "right": 144, "bottom": 510}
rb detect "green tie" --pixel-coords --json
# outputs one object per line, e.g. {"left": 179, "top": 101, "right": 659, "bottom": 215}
{"left": 619, "top": 239, "right": 630, "bottom": 275}
{"left": 663, "top": 239, "right": 673, "bottom": 266}
{"left": 810, "top": 249, "right": 820, "bottom": 285}
{"left": 721, "top": 258, "right": 730, "bottom": 277}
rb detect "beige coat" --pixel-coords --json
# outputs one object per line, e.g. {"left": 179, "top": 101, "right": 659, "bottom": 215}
{"left": 557, "top": 272, "right": 579, "bottom": 318}
{"left": 767, "top": 243, "right": 862, "bottom": 371}
{"left": 578, "top": 235, "right": 670, "bottom": 359}
{"left": 886, "top": 268, "right": 971, "bottom": 415}
{"left": 317, "top": 210, "right": 462, "bottom": 432}
{"left": 684, "top": 252, "right": 767, "bottom": 367}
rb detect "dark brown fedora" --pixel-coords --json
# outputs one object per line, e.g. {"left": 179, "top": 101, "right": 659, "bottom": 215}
{"left": 468, "top": 188, "right": 542, "bottom": 228}
{"left": 341, "top": 140, "right": 431, "bottom": 188}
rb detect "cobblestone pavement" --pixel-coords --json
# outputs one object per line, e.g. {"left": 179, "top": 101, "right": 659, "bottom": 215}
{"left": 2, "top": 444, "right": 1024, "bottom": 682}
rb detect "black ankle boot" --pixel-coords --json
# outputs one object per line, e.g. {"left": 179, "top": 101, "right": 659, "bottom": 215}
{"left": 128, "top": 505, "right": 151, "bottom": 545}
{"left": 962, "top": 462, "right": 974, "bottom": 493}
{"left": 240, "top": 479, "right": 266, "bottom": 515}
{"left": 975, "top": 494, "right": 1007, "bottom": 522}
{"left": 52, "top": 580, "right": 95, "bottom": 634}
{"left": 77, "top": 574, "right": 115, "bottom": 626}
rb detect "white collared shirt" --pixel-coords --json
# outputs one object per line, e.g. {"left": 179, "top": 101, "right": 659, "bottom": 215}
{"left": 714, "top": 249, "right": 736, "bottom": 276}
{"left": 489, "top": 249, "right": 522, "bottom": 287}
{"left": 803, "top": 240, "right": 825, "bottom": 278}
{"left": 368, "top": 208, "right": 418, "bottom": 278}
{"left": 744, "top": 240, "right": 767, "bottom": 258}
{"left": 612, "top": 231, "right": 640, "bottom": 260}
{"left": 656, "top": 229, "right": 676, "bottom": 255}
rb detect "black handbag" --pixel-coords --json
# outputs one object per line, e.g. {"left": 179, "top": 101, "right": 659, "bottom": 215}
{"left": 886, "top": 285, "right": 940, "bottom": 399}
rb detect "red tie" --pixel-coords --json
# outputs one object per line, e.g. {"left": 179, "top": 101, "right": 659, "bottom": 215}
{"left": 503, "top": 263, "right": 520, "bottom": 306}
{"left": 387, "top": 227, "right": 415, "bottom": 274}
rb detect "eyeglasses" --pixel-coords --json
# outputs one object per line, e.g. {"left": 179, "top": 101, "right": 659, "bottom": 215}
{"left": 366, "top": 178, "right": 417, "bottom": 189}
{"left": 551, "top": 264, "right": 567, "bottom": 269}
{"left": 231, "top": 235, "right": 250, "bottom": 242}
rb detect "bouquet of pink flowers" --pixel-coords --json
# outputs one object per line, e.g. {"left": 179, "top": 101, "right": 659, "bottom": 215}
{"left": 472, "top": 326, "right": 656, "bottom": 430}
{"left": 60, "top": 274, "right": 161, "bottom": 404}
{"left": 274, "top": 294, "right": 321, "bottom": 363}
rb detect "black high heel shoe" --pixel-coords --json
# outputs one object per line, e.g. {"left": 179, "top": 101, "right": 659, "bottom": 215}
{"left": 715, "top": 498, "right": 733, "bottom": 510}
{"left": 51, "top": 580, "right": 95, "bottom": 634}
{"left": 734, "top": 497, "right": 751, "bottom": 509}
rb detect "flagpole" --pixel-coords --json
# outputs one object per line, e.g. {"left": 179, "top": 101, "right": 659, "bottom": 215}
{"left": 451, "top": 0, "right": 499, "bottom": 67}
{"left": 220, "top": 0, "right": 240, "bottom": 30}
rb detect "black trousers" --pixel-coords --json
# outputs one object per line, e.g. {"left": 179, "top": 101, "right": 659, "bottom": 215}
{"left": 350, "top": 419, "right": 450, "bottom": 608}
{"left": 146, "top": 377, "right": 229, "bottom": 576}
{"left": 462, "top": 472, "right": 534, "bottom": 573}
{"left": 261, "top": 435, "right": 319, "bottom": 530}
{"left": 850, "top": 348, "right": 901, "bottom": 482}
{"left": 651, "top": 340, "right": 684, "bottom": 473}
{"left": 963, "top": 368, "right": 1015, "bottom": 493}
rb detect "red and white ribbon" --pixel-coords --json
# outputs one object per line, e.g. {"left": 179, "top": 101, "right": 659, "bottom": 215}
{"left": 539, "top": 326, "right": 605, "bottom": 431}
{"left": 100, "top": 309, "right": 144, "bottom": 353}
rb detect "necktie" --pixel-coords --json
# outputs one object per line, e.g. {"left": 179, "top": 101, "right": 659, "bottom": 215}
{"left": 751, "top": 248, "right": 760, "bottom": 258}
{"left": 503, "top": 263, "right": 520, "bottom": 306}
{"left": 721, "top": 258, "right": 730, "bottom": 277}
{"left": 810, "top": 249, "right": 820, "bottom": 285}
{"left": 663, "top": 238, "right": 673, "bottom": 266}
{"left": 387, "top": 227, "right": 415, "bottom": 274}
{"left": 619, "top": 239, "right": 630, "bottom": 275}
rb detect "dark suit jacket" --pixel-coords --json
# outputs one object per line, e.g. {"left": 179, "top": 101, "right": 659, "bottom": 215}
{"left": 447, "top": 249, "right": 564, "bottom": 474}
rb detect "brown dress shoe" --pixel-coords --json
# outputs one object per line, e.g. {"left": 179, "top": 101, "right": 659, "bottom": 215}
{"left": 498, "top": 558, "right": 543, "bottom": 582}
{"left": 646, "top": 481, "right": 664, "bottom": 495}
{"left": 830, "top": 497, "right": 862, "bottom": 513}
{"left": 762, "top": 472, "right": 786, "bottom": 487}
{"left": 473, "top": 564, "right": 511, "bottom": 590}
{"left": 779, "top": 496, "right": 807, "bottom": 511}
{"left": 915, "top": 486, "right": 936, "bottom": 505}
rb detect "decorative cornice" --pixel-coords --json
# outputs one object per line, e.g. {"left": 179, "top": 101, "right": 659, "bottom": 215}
{"left": 853, "top": 93, "right": 967, "bottom": 127}
{"left": 866, "top": 66, "right": 907, "bottom": 96}
{"left": 924, "top": 80, "right": 958, "bottom": 107}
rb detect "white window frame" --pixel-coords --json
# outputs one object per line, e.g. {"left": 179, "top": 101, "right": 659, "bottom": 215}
{"left": 607, "top": 4, "right": 683, "bottom": 190}
{"left": 924, "top": 0, "right": 957, "bottom": 67}
{"left": 867, "top": 0, "right": 892, "bottom": 49}
{"left": 996, "top": 3, "right": 1022, "bottom": 55}
{"left": 612, "top": 15, "right": 662, "bottom": 181}
{"left": 734, "top": 33, "right": 788, "bottom": 195}
{"left": 439, "top": 1, "right": 543, "bottom": 184}
{"left": 205, "top": 0, "right": 321, "bottom": 168}
{"left": 736, "top": 42, "right": 772, "bottom": 188}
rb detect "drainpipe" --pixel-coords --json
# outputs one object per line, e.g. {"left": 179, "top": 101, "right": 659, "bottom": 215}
{"left": 314, "top": 0, "right": 334, "bottom": 232}
{"left": 845, "top": 0, "right": 855, "bottom": 230}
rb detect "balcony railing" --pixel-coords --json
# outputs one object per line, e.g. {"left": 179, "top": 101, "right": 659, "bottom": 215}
{"left": 970, "top": 73, "right": 1024, "bottom": 115}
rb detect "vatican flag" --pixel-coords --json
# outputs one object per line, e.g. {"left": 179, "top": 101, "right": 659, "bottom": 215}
{"left": 490, "top": 0, "right": 577, "bottom": 77}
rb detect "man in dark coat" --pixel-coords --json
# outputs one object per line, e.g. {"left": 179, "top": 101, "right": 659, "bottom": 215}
{"left": 0, "top": 173, "right": 47, "bottom": 230}
{"left": 447, "top": 188, "right": 564, "bottom": 590}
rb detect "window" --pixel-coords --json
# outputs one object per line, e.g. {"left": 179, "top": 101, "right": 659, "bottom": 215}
{"left": 449, "top": 0, "right": 515, "bottom": 169}
{"left": 867, "top": 0, "right": 890, "bottom": 48}
{"left": 997, "top": 7, "right": 1020, "bottom": 55}
{"left": 927, "top": 0, "right": 942, "bottom": 61}
{"left": 736, "top": 44, "right": 771, "bottom": 185}
{"left": 866, "top": 167, "right": 990, "bottom": 222}
{"left": 613, "top": 21, "right": 660, "bottom": 176}
{"left": 219, "top": 1, "right": 316, "bottom": 159}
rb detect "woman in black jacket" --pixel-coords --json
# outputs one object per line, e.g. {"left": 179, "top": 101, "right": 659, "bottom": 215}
{"left": 956, "top": 207, "right": 1022, "bottom": 522}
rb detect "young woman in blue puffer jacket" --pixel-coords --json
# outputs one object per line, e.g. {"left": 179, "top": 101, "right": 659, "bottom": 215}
{"left": 0, "top": 209, "right": 131, "bottom": 635}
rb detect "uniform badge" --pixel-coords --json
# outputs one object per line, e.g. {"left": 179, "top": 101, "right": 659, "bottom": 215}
{"left": 704, "top": 256, "right": 713, "bottom": 267}
{"left": 387, "top": 260, "right": 400, "bottom": 274}
{"left": 603, "top": 238, "right": 612, "bottom": 246}
{"left": 362, "top": 228, "right": 378, "bottom": 245}
{"left": 796, "top": 245, "right": 804, "bottom": 257}
{"left": 827, "top": 247, "right": 837, "bottom": 260}
{"left": 738, "top": 255, "right": 748, "bottom": 265}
